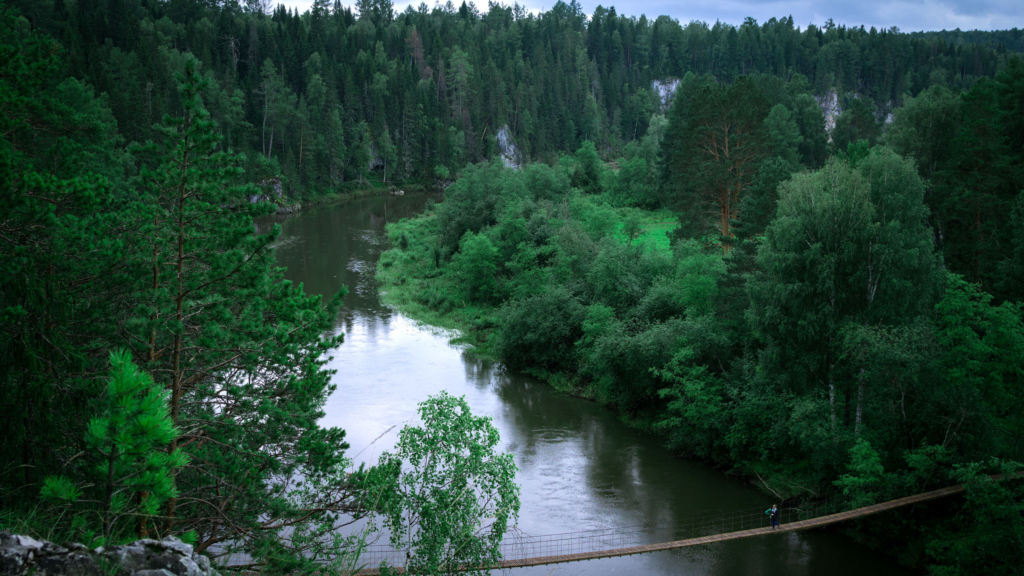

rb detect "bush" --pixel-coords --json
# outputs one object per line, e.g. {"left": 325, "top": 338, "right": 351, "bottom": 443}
{"left": 495, "top": 287, "right": 586, "bottom": 372}
{"left": 436, "top": 161, "right": 524, "bottom": 250}
{"left": 586, "top": 319, "right": 683, "bottom": 414}
{"left": 451, "top": 231, "right": 500, "bottom": 303}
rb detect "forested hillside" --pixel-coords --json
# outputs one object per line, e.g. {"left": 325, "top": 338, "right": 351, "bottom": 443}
{"left": 3, "top": 0, "right": 1024, "bottom": 572}
{"left": 6, "top": 0, "right": 1021, "bottom": 198}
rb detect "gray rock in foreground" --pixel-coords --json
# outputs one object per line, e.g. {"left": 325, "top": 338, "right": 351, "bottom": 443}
{"left": 0, "top": 533, "right": 217, "bottom": 576}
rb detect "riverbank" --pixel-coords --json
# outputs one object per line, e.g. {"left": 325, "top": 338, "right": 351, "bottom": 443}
{"left": 376, "top": 199, "right": 680, "bottom": 391}
{"left": 276, "top": 182, "right": 427, "bottom": 215}
{"left": 368, "top": 158, "right": 1024, "bottom": 576}
{"left": 281, "top": 193, "right": 916, "bottom": 576}
{"left": 372, "top": 192, "right": 812, "bottom": 490}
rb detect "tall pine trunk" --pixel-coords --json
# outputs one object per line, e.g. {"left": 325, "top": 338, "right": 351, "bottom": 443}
{"left": 165, "top": 101, "right": 192, "bottom": 532}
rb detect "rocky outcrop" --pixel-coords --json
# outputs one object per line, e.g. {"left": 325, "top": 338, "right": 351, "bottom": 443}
{"left": 495, "top": 125, "right": 522, "bottom": 169}
{"left": 816, "top": 89, "right": 841, "bottom": 139}
{"left": 652, "top": 79, "right": 681, "bottom": 111}
{"left": 0, "top": 533, "right": 217, "bottom": 576}
{"left": 250, "top": 177, "right": 284, "bottom": 205}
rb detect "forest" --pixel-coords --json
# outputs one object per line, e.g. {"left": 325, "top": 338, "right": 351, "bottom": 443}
{"left": 376, "top": 46, "right": 1024, "bottom": 576}
{"left": 1, "top": 0, "right": 1023, "bottom": 573}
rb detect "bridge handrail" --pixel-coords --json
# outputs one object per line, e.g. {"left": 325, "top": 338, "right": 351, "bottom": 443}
{"left": 350, "top": 471, "right": 1023, "bottom": 575}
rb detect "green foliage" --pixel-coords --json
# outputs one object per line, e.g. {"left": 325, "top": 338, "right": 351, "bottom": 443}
{"left": 655, "top": 347, "right": 727, "bottom": 460}
{"left": 436, "top": 161, "right": 523, "bottom": 251}
{"left": 926, "top": 460, "right": 1024, "bottom": 576}
{"left": 934, "top": 275, "right": 1024, "bottom": 456}
{"left": 6, "top": 0, "right": 1024, "bottom": 569}
{"left": 886, "top": 86, "right": 962, "bottom": 179}
{"left": 124, "top": 58, "right": 370, "bottom": 563}
{"left": 662, "top": 74, "right": 776, "bottom": 244}
{"left": 452, "top": 231, "right": 500, "bottom": 303}
{"left": 570, "top": 140, "right": 604, "bottom": 194}
{"left": 750, "top": 148, "right": 939, "bottom": 398}
{"left": 0, "top": 15, "right": 400, "bottom": 569}
{"left": 834, "top": 439, "right": 893, "bottom": 507}
{"left": 764, "top": 104, "right": 803, "bottom": 169}
{"left": 622, "top": 211, "right": 644, "bottom": 241}
{"left": 870, "top": 59, "right": 1024, "bottom": 306}
{"left": 496, "top": 286, "right": 587, "bottom": 372}
{"left": 608, "top": 156, "right": 656, "bottom": 207}
{"left": 1005, "top": 192, "right": 1024, "bottom": 296}
{"left": 3, "top": 0, "right": 1017, "bottom": 199}
{"left": 379, "top": 392, "right": 519, "bottom": 575}
{"left": 41, "top": 351, "right": 186, "bottom": 543}
{"left": 733, "top": 157, "right": 793, "bottom": 241}
{"left": 930, "top": 70, "right": 1022, "bottom": 300}
{"left": 840, "top": 139, "right": 872, "bottom": 166}
{"left": 791, "top": 94, "right": 830, "bottom": 168}
{"left": 573, "top": 195, "right": 620, "bottom": 240}
{"left": 832, "top": 97, "right": 881, "bottom": 152}
{"left": 0, "top": 5, "right": 132, "bottom": 503}
{"left": 376, "top": 88, "right": 1024, "bottom": 574}
{"left": 672, "top": 240, "right": 728, "bottom": 314}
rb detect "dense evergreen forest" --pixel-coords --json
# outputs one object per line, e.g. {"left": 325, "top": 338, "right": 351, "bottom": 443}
{"left": 6, "top": 0, "right": 1023, "bottom": 196}
{"left": 2, "top": 0, "right": 1024, "bottom": 572}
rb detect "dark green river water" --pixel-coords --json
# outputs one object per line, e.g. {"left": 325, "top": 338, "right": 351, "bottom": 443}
{"left": 270, "top": 193, "right": 913, "bottom": 576}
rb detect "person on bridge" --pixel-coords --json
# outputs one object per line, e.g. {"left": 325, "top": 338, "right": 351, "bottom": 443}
{"left": 766, "top": 504, "right": 780, "bottom": 529}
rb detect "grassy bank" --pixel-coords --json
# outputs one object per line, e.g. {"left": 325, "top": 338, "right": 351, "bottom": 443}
{"left": 279, "top": 180, "right": 428, "bottom": 214}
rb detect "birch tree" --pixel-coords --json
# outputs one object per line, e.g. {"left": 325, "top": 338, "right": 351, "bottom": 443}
{"left": 748, "top": 148, "right": 939, "bottom": 445}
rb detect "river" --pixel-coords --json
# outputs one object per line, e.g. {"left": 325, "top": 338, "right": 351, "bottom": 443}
{"left": 270, "top": 193, "right": 912, "bottom": 576}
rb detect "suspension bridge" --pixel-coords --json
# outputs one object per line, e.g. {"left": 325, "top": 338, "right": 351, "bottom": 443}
{"left": 350, "top": 472, "right": 1021, "bottom": 574}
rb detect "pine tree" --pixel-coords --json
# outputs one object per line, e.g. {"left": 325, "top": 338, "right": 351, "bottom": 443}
{"left": 41, "top": 350, "right": 187, "bottom": 543}
{"left": 130, "top": 55, "right": 370, "bottom": 563}
{"left": 662, "top": 75, "right": 773, "bottom": 248}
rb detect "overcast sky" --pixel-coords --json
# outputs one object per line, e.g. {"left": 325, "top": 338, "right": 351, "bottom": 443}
{"left": 276, "top": 0, "right": 1024, "bottom": 32}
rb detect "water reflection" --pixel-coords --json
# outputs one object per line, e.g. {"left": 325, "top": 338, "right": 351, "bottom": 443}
{"left": 270, "top": 194, "right": 910, "bottom": 576}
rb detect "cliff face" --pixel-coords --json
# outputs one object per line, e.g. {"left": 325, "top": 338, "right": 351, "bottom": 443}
{"left": 816, "top": 89, "right": 841, "bottom": 139}
{"left": 0, "top": 533, "right": 217, "bottom": 576}
{"left": 496, "top": 125, "right": 523, "bottom": 169}
{"left": 652, "top": 79, "right": 681, "bottom": 111}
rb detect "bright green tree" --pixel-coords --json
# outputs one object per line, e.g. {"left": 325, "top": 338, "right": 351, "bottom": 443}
{"left": 379, "top": 392, "right": 520, "bottom": 575}
{"left": 41, "top": 350, "right": 187, "bottom": 542}
{"left": 452, "top": 231, "right": 499, "bottom": 303}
